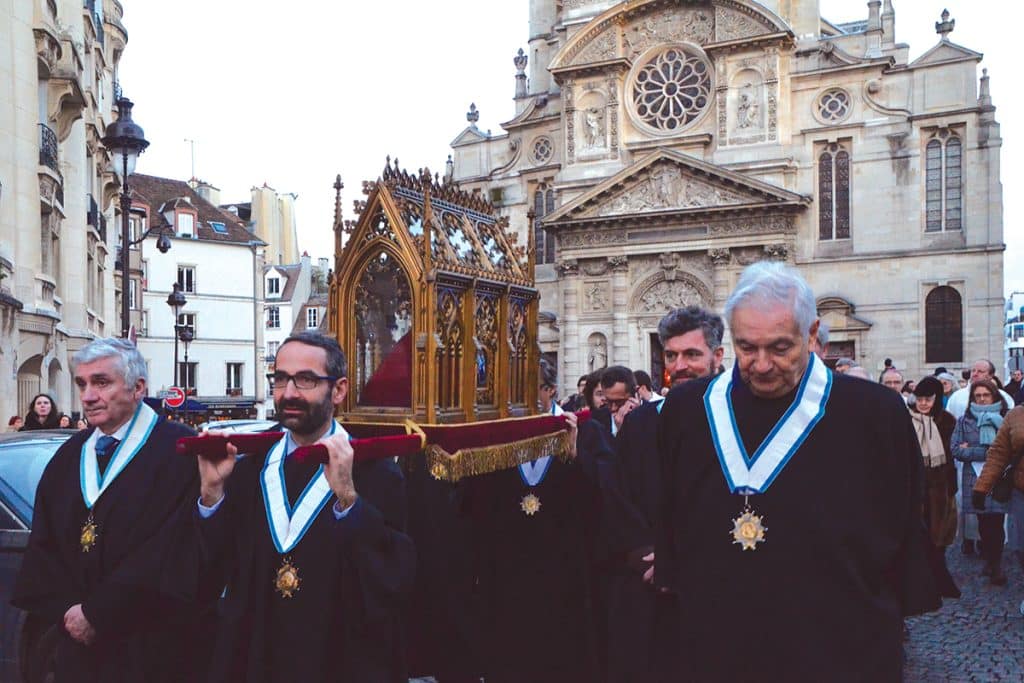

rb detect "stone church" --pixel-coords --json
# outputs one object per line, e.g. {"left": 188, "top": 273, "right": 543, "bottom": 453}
{"left": 449, "top": 0, "right": 1004, "bottom": 392}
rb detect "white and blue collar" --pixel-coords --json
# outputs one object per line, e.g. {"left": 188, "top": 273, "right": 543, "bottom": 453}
{"left": 260, "top": 420, "right": 347, "bottom": 554}
{"left": 80, "top": 402, "right": 159, "bottom": 509}
{"left": 703, "top": 354, "right": 832, "bottom": 495}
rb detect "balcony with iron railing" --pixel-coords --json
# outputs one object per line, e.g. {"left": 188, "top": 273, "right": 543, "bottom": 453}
{"left": 38, "top": 123, "right": 58, "bottom": 172}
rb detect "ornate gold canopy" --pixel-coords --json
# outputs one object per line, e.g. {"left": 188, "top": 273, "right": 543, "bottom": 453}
{"left": 328, "top": 159, "right": 540, "bottom": 424}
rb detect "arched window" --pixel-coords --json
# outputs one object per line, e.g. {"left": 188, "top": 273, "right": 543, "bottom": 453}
{"left": 533, "top": 187, "right": 556, "bottom": 265}
{"left": 818, "top": 143, "right": 851, "bottom": 240}
{"left": 925, "top": 130, "right": 962, "bottom": 232}
{"left": 925, "top": 286, "right": 962, "bottom": 363}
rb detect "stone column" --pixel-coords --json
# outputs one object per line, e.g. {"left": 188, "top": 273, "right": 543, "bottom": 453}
{"left": 559, "top": 259, "right": 580, "bottom": 390}
{"left": 709, "top": 248, "right": 733, "bottom": 350}
{"left": 609, "top": 255, "right": 629, "bottom": 366}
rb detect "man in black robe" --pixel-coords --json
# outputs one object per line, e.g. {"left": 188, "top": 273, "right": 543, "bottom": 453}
{"left": 460, "top": 359, "right": 596, "bottom": 683}
{"left": 12, "top": 337, "right": 198, "bottom": 682}
{"left": 601, "top": 306, "right": 724, "bottom": 683}
{"left": 655, "top": 262, "right": 939, "bottom": 681}
{"left": 182, "top": 331, "right": 414, "bottom": 682}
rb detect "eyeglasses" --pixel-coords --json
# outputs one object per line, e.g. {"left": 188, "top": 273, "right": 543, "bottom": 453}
{"left": 267, "top": 371, "right": 338, "bottom": 391}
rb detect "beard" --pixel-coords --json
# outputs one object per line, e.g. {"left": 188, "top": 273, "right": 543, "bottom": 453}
{"left": 671, "top": 359, "right": 718, "bottom": 386}
{"left": 275, "top": 393, "right": 335, "bottom": 438}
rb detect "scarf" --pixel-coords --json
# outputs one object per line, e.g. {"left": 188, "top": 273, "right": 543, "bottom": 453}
{"left": 969, "top": 403, "right": 1003, "bottom": 446}
{"left": 910, "top": 411, "right": 946, "bottom": 468}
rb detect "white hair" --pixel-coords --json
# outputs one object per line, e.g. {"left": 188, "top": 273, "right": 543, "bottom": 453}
{"left": 816, "top": 321, "right": 830, "bottom": 349}
{"left": 72, "top": 337, "right": 148, "bottom": 387}
{"left": 724, "top": 261, "right": 818, "bottom": 335}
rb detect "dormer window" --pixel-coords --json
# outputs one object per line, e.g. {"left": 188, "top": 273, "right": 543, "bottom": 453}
{"left": 267, "top": 277, "right": 281, "bottom": 296}
{"left": 176, "top": 212, "right": 194, "bottom": 238}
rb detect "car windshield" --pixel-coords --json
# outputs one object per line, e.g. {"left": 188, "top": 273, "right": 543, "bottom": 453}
{"left": 0, "top": 438, "right": 64, "bottom": 525}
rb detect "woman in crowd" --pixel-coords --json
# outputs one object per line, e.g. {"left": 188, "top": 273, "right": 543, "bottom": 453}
{"left": 951, "top": 379, "right": 1010, "bottom": 585}
{"left": 910, "top": 377, "right": 960, "bottom": 598}
{"left": 57, "top": 414, "right": 71, "bottom": 429}
{"left": 76, "top": 417, "right": 88, "bottom": 430}
{"left": 973, "top": 401, "right": 1024, "bottom": 576}
{"left": 20, "top": 393, "right": 61, "bottom": 431}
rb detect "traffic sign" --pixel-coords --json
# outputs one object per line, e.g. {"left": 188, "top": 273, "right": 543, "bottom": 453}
{"left": 164, "top": 386, "right": 186, "bottom": 409}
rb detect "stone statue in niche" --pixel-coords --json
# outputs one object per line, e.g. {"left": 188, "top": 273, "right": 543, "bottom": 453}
{"left": 584, "top": 107, "right": 605, "bottom": 148}
{"left": 588, "top": 336, "right": 608, "bottom": 372}
{"left": 737, "top": 83, "right": 759, "bottom": 129}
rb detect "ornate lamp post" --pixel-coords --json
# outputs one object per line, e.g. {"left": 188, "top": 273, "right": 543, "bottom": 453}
{"left": 166, "top": 282, "right": 187, "bottom": 386}
{"left": 178, "top": 325, "right": 194, "bottom": 423}
{"left": 101, "top": 96, "right": 150, "bottom": 339}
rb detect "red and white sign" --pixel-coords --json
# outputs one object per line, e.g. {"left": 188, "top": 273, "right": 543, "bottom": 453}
{"left": 164, "top": 386, "right": 186, "bottom": 409}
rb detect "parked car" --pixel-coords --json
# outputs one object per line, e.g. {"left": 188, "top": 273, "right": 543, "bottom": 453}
{"left": 0, "top": 429, "right": 75, "bottom": 683}
{"left": 196, "top": 419, "right": 276, "bottom": 434}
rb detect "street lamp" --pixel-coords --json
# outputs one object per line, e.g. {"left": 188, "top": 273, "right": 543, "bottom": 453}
{"left": 166, "top": 282, "right": 187, "bottom": 387}
{"left": 102, "top": 96, "right": 150, "bottom": 339}
{"left": 178, "top": 325, "right": 194, "bottom": 423}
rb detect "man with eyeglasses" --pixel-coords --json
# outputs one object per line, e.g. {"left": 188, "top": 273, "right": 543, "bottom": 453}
{"left": 178, "top": 331, "right": 415, "bottom": 681}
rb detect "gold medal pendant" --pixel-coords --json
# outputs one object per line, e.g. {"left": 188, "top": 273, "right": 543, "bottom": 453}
{"left": 80, "top": 514, "right": 98, "bottom": 553}
{"left": 520, "top": 493, "right": 542, "bottom": 516}
{"left": 731, "top": 503, "right": 766, "bottom": 551}
{"left": 275, "top": 556, "right": 301, "bottom": 598}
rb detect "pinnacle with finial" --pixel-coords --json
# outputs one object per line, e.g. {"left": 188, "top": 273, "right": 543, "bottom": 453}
{"left": 935, "top": 9, "right": 954, "bottom": 39}
{"left": 467, "top": 103, "right": 480, "bottom": 124}
{"left": 514, "top": 48, "right": 528, "bottom": 74}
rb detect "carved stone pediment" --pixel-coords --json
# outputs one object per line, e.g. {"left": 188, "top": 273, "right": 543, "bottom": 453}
{"left": 550, "top": 0, "right": 790, "bottom": 72}
{"left": 630, "top": 270, "right": 712, "bottom": 312}
{"left": 545, "top": 149, "right": 809, "bottom": 225}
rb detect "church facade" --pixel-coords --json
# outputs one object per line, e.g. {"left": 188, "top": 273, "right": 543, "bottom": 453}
{"left": 449, "top": 0, "right": 1003, "bottom": 391}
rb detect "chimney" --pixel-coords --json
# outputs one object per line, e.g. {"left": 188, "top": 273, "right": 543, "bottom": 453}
{"left": 193, "top": 179, "right": 221, "bottom": 206}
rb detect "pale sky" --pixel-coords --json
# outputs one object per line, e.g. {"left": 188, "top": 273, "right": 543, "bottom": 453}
{"left": 119, "top": 1, "right": 1022, "bottom": 294}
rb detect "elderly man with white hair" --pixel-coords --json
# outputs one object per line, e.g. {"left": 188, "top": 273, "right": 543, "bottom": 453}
{"left": 654, "top": 262, "right": 939, "bottom": 680}
{"left": 12, "top": 337, "right": 199, "bottom": 681}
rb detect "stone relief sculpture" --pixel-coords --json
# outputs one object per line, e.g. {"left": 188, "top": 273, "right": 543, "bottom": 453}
{"left": 586, "top": 282, "right": 609, "bottom": 311}
{"left": 584, "top": 107, "right": 605, "bottom": 148}
{"left": 624, "top": 9, "right": 714, "bottom": 59}
{"left": 638, "top": 280, "right": 705, "bottom": 313}
{"left": 588, "top": 333, "right": 608, "bottom": 372}
{"left": 737, "top": 83, "right": 759, "bottom": 129}
{"left": 593, "top": 163, "right": 746, "bottom": 217}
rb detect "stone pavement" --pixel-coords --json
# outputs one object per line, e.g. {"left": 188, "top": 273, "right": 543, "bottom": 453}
{"left": 904, "top": 546, "right": 1024, "bottom": 682}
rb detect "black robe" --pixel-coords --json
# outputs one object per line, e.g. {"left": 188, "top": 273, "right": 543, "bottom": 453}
{"left": 656, "top": 370, "right": 940, "bottom": 682}
{"left": 12, "top": 419, "right": 199, "bottom": 682}
{"left": 461, "top": 455, "right": 601, "bottom": 683}
{"left": 175, "top": 443, "right": 415, "bottom": 683}
{"left": 601, "top": 401, "right": 679, "bottom": 683}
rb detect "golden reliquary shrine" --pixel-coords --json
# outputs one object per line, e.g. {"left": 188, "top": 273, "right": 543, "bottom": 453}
{"left": 327, "top": 158, "right": 541, "bottom": 425}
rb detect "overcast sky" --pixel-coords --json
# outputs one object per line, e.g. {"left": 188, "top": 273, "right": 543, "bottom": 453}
{"left": 119, "top": 1, "right": 1022, "bottom": 294}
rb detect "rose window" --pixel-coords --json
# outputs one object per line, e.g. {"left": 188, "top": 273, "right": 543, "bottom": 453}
{"left": 817, "top": 89, "right": 851, "bottom": 123}
{"left": 531, "top": 136, "right": 553, "bottom": 165}
{"left": 630, "top": 46, "right": 712, "bottom": 134}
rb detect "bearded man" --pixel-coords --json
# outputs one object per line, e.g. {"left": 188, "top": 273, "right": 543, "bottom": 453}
{"left": 178, "top": 331, "right": 414, "bottom": 682}
{"left": 600, "top": 305, "right": 724, "bottom": 682}
{"left": 655, "top": 263, "right": 938, "bottom": 681}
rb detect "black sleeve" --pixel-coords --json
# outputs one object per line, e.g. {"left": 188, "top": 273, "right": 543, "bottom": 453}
{"left": 601, "top": 413, "right": 655, "bottom": 556}
{"left": 10, "top": 445, "right": 82, "bottom": 622}
{"left": 654, "top": 392, "right": 682, "bottom": 593}
{"left": 886, "top": 401, "right": 942, "bottom": 617}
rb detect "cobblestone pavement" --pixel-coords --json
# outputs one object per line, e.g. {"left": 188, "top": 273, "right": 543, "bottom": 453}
{"left": 905, "top": 546, "right": 1024, "bottom": 682}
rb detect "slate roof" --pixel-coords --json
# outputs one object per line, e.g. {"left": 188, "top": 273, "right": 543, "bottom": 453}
{"left": 129, "top": 174, "right": 255, "bottom": 244}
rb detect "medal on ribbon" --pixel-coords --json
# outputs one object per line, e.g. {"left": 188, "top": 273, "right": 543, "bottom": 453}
{"left": 516, "top": 404, "right": 560, "bottom": 517}
{"left": 275, "top": 556, "right": 301, "bottom": 598}
{"left": 261, "top": 421, "right": 346, "bottom": 597}
{"left": 80, "top": 513, "right": 98, "bottom": 552}
{"left": 704, "top": 354, "right": 831, "bottom": 552}
{"left": 78, "top": 403, "right": 159, "bottom": 553}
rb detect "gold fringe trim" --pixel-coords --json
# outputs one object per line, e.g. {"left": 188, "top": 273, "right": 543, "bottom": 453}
{"left": 425, "top": 430, "right": 572, "bottom": 482}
